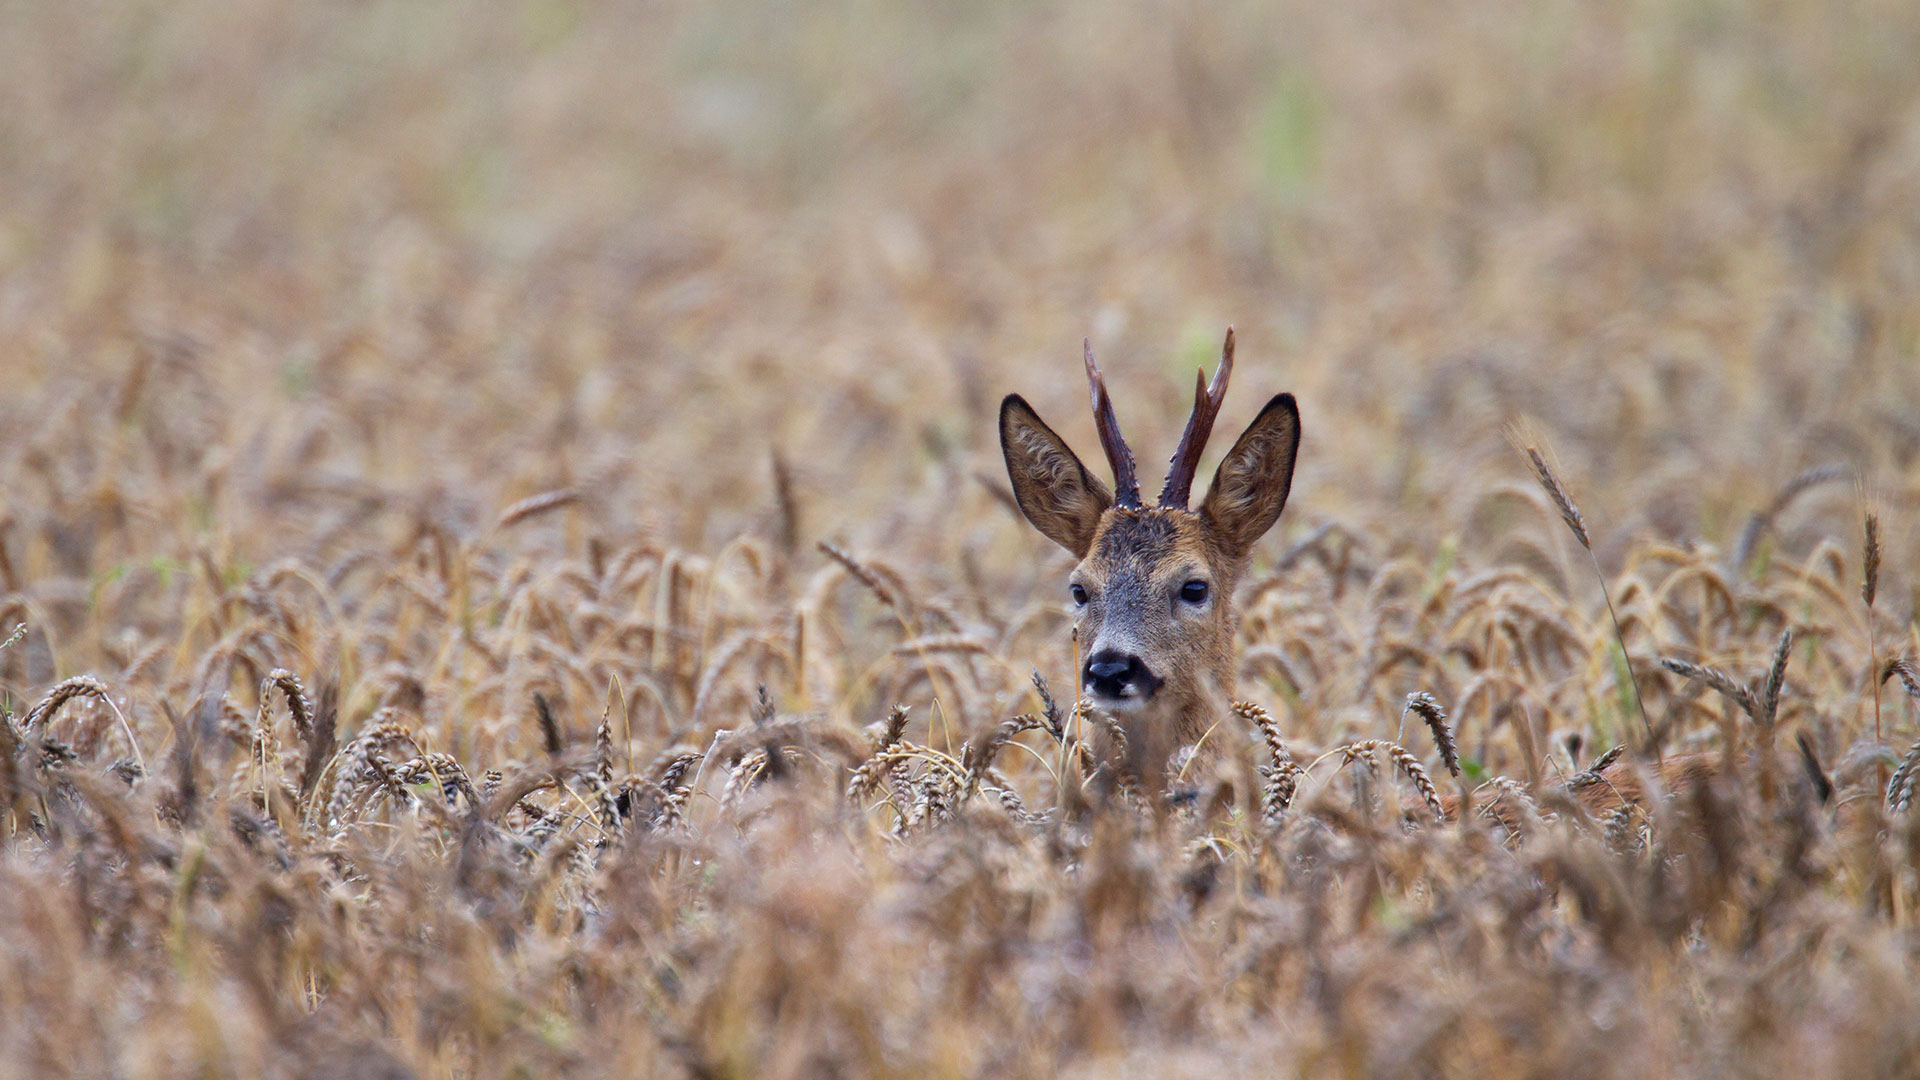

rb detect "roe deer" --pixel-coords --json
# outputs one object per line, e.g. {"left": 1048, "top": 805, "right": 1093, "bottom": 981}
{"left": 999, "top": 329, "right": 1298, "bottom": 783}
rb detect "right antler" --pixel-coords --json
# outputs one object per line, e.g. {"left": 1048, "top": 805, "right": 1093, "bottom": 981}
{"left": 1158, "top": 327, "right": 1235, "bottom": 509}
{"left": 1084, "top": 340, "right": 1142, "bottom": 508}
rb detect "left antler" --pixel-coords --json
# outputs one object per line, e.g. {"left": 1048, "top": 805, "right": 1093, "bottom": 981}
{"left": 1158, "top": 327, "right": 1235, "bottom": 509}
{"left": 1084, "top": 339, "right": 1141, "bottom": 508}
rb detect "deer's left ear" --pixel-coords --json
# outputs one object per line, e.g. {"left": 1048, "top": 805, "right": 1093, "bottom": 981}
{"left": 1200, "top": 393, "right": 1301, "bottom": 558}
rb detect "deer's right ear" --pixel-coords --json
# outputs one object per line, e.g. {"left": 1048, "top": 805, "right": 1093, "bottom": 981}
{"left": 999, "top": 395, "right": 1112, "bottom": 558}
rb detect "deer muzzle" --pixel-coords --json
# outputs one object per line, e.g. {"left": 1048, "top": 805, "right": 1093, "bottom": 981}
{"left": 1082, "top": 649, "right": 1164, "bottom": 708}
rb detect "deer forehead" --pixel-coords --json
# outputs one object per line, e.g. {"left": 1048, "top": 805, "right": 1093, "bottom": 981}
{"left": 1081, "top": 509, "right": 1221, "bottom": 581}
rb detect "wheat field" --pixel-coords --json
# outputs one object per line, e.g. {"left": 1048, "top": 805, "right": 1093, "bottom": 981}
{"left": 2, "top": 0, "right": 1918, "bottom": 1076}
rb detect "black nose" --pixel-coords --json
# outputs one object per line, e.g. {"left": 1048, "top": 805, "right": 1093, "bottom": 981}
{"left": 1084, "top": 650, "right": 1145, "bottom": 698}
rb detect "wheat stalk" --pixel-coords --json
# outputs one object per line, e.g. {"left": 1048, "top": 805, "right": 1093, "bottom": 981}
{"left": 647, "top": 747, "right": 703, "bottom": 830}
{"left": 1234, "top": 700, "right": 1301, "bottom": 830}
{"left": 961, "top": 713, "right": 1047, "bottom": 802}
{"left": 1568, "top": 744, "right": 1625, "bottom": 791}
{"left": 495, "top": 488, "right": 582, "bottom": 530}
{"left": 1864, "top": 511, "right": 1883, "bottom": 750}
{"left": 1402, "top": 692, "right": 1460, "bottom": 777}
{"left": 20, "top": 675, "right": 146, "bottom": 775}
{"left": 261, "top": 669, "right": 314, "bottom": 744}
{"left": 1031, "top": 670, "right": 1066, "bottom": 739}
{"left": 1660, "top": 657, "right": 1760, "bottom": 724}
{"left": 323, "top": 715, "right": 421, "bottom": 830}
{"left": 848, "top": 705, "right": 912, "bottom": 800}
{"left": 1512, "top": 428, "right": 1656, "bottom": 757}
{"left": 1888, "top": 737, "right": 1920, "bottom": 813}
{"left": 1862, "top": 512, "right": 1881, "bottom": 609}
{"left": 1338, "top": 739, "right": 1445, "bottom": 821}
{"left": 1097, "top": 713, "right": 1142, "bottom": 810}
{"left": 1761, "top": 628, "right": 1792, "bottom": 732}
{"left": 1883, "top": 658, "right": 1920, "bottom": 703}
{"left": 981, "top": 767, "right": 1051, "bottom": 826}
{"left": 22, "top": 675, "right": 112, "bottom": 733}
{"left": 817, "top": 540, "right": 897, "bottom": 607}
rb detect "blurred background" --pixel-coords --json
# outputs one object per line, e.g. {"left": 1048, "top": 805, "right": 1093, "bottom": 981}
{"left": 0, "top": 0, "right": 1916, "bottom": 650}
{"left": 4, "top": 8, "right": 1920, "bottom": 1072}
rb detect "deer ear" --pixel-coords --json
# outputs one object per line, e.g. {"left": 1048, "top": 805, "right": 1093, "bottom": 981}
{"left": 1000, "top": 395, "right": 1112, "bottom": 558}
{"left": 1200, "top": 393, "right": 1301, "bottom": 558}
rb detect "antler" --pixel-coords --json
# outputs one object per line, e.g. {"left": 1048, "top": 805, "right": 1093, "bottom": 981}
{"left": 1158, "top": 327, "right": 1235, "bottom": 508}
{"left": 1084, "top": 339, "right": 1141, "bottom": 508}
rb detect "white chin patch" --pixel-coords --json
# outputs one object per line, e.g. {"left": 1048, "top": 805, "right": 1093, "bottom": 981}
{"left": 1084, "top": 689, "right": 1147, "bottom": 715}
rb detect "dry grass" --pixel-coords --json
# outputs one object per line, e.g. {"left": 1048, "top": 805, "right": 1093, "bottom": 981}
{"left": 2, "top": 0, "right": 1920, "bottom": 1076}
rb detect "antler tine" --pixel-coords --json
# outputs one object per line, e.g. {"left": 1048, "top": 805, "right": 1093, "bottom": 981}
{"left": 1084, "top": 339, "right": 1141, "bottom": 508}
{"left": 1158, "top": 326, "right": 1235, "bottom": 508}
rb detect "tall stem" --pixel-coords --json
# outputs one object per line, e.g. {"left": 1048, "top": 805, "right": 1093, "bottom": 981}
{"left": 1590, "top": 549, "right": 1659, "bottom": 764}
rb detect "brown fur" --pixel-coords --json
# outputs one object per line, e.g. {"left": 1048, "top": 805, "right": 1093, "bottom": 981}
{"left": 1574, "top": 753, "right": 1724, "bottom": 814}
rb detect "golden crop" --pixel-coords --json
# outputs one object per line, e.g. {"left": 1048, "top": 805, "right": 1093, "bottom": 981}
{"left": 1, "top": 0, "right": 1917, "bottom": 1076}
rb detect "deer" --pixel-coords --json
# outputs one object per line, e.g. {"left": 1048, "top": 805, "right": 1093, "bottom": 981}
{"left": 997, "top": 330, "right": 1808, "bottom": 828}
{"left": 998, "top": 329, "right": 1297, "bottom": 792}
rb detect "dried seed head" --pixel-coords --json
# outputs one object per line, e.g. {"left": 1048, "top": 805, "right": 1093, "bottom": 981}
{"left": 847, "top": 705, "right": 912, "bottom": 801}
{"left": 1403, "top": 692, "right": 1460, "bottom": 777}
{"left": 22, "top": 675, "right": 112, "bottom": 734}
{"left": 1233, "top": 699, "right": 1293, "bottom": 764}
{"left": 1661, "top": 657, "right": 1760, "bottom": 723}
{"left": 324, "top": 715, "right": 421, "bottom": 830}
{"left": 594, "top": 702, "right": 614, "bottom": 789}
{"left": 1862, "top": 512, "right": 1880, "bottom": 608}
{"left": 496, "top": 488, "right": 582, "bottom": 530}
{"left": 1259, "top": 761, "right": 1302, "bottom": 830}
{"left": 1889, "top": 737, "right": 1920, "bottom": 813}
{"left": 962, "top": 712, "right": 1047, "bottom": 801}
{"left": 1232, "top": 700, "right": 1305, "bottom": 830}
{"left": 1031, "top": 670, "right": 1065, "bottom": 738}
{"left": 261, "top": 669, "right": 314, "bottom": 744}
{"left": 1097, "top": 713, "right": 1142, "bottom": 809}
{"left": 1762, "top": 628, "right": 1793, "bottom": 728}
{"left": 818, "top": 540, "right": 897, "bottom": 607}
{"left": 1508, "top": 428, "right": 1590, "bottom": 550}
{"left": 1796, "top": 733, "right": 1832, "bottom": 805}
{"left": 981, "top": 767, "right": 1050, "bottom": 827}
{"left": 1882, "top": 658, "right": 1920, "bottom": 703}
{"left": 1339, "top": 739, "right": 1445, "bottom": 821}
{"left": 535, "top": 692, "right": 563, "bottom": 757}
{"left": 1569, "top": 745, "right": 1626, "bottom": 790}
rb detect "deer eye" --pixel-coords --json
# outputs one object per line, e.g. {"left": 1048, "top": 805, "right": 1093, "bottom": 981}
{"left": 1070, "top": 583, "right": 1089, "bottom": 606}
{"left": 1179, "top": 580, "right": 1210, "bottom": 605}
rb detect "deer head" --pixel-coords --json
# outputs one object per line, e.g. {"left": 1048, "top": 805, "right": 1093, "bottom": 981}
{"left": 999, "top": 329, "right": 1301, "bottom": 766}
